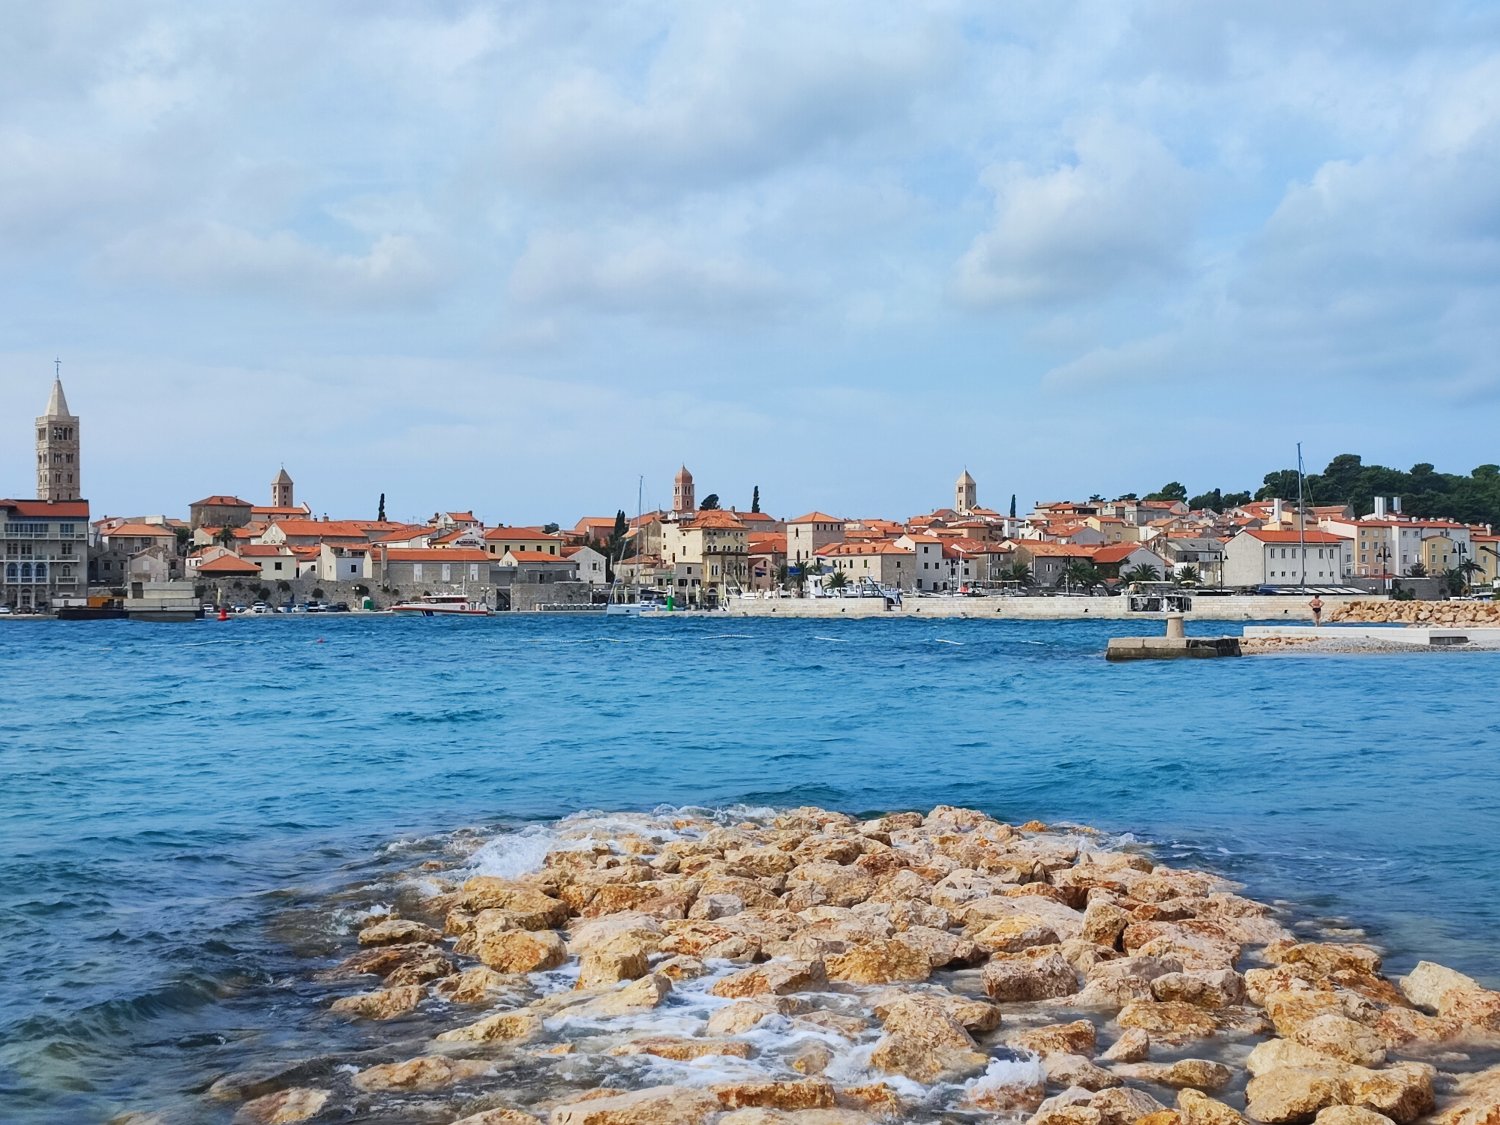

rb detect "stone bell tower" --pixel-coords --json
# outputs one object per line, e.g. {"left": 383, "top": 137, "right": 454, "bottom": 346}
{"left": 36, "top": 368, "right": 81, "bottom": 502}
{"left": 673, "top": 465, "right": 696, "bottom": 514}
{"left": 272, "top": 466, "right": 294, "bottom": 507}
{"left": 955, "top": 468, "right": 976, "bottom": 515}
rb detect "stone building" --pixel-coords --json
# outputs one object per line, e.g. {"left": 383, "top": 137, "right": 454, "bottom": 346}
{"left": 36, "top": 377, "right": 81, "bottom": 502}
{"left": 955, "top": 469, "right": 976, "bottom": 515}
{"left": 271, "top": 467, "right": 294, "bottom": 508}
{"left": 2, "top": 498, "right": 89, "bottom": 609}
{"left": 189, "top": 495, "right": 254, "bottom": 530}
{"left": 673, "top": 465, "right": 695, "bottom": 515}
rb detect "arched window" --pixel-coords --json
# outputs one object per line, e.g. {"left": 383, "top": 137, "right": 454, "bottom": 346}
{"left": 35, "top": 563, "right": 47, "bottom": 580}
{"left": 20, "top": 562, "right": 32, "bottom": 580}
{"left": 5, "top": 563, "right": 15, "bottom": 581}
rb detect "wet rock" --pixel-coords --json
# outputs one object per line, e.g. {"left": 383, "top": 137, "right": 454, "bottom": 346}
{"left": 1151, "top": 970, "right": 1247, "bottom": 1010}
{"left": 984, "top": 953, "right": 1081, "bottom": 1001}
{"left": 573, "top": 972, "right": 672, "bottom": 1018}
{"left": 548, "top": 1085, "right": 720, "bottom": 1125}
{"left": 1091, "top": 1086, "right": 1171, "bottom": 1125}
{"left": 869, "top": 996, "right": 989, "bottom": 1083}
{"left": 358, "top": 918, "right": 441, "bottom": 946}
{"left": 1076, "top": 955, "right": 1184, "bottom": 1008}
{"left": 1117, "top": 1001, "right": 1219, "bottom": 1044}
{"left": 963, "top": 1057, "right": 1048, "bottom": 1114}
{"left": 1045, "top": 1053, "right": 1124, "bottom": 1091}
{"left": 706, "top": 997, "right": 808, "bottom": 1036}
{"left": 1270, "top": 944, "right": 1383, "bottom": 978}
{"left": 352, "top": 1055, "right": 491, "bottom": 1091}
{"left": 1290, "top": 1013, "right": 1387, "bottom": 1067}
{"left": 790, "top": 1042, "right": 834, "bottom": 1075}
{"left": 461, "top": 878, "right": 571, "bottom": 928}
{"left": 973, "top": 916, "right": 1064, "bottom": 953}
{"left": 711, "top": 959, "right": 827, "bottom": 998}
{"left": 232, "top": 1087, "right": 329, "bottom": 1124}
{"left": 1430, "top": 1061, "right": 1500, "bottom": 1125}
{"left": 835, "top": 1082, "right": 913, "bottom": 1118}
{"left": 655, "top": 954, "right": 707, "bottom": 981}
{"left": 1244, "top": 1044, "right": 1434, "bottom": 1125}
{"left": 1399, "top": 962, "right": 1500, "bottom": 1030}
{"left": 1313, "top": 1109, "right": 1394, "bottom": 1125}
{"left": 449, "top": 1108, "right": 544, "bottom": 1124}
{"left": 208, "top": 1060, "right": 330, "bottom": 1103}
{"left": 330, "top": 983, "right": 423, "bottom": 1020}
{"left": 609, "top": 1036, "right": 753, "bottom": 1061}
{"left": 575, "top": 945, "right": 649, "bottom": 990}
{"left": 1082, "top": 900, "right": 1133, "bottom": 948}
{"left": 470, "top": 927, "right": 567, "bottom": 973}
{"left": 385, "top": 948, "right": 458, "bottom": 986}
{"left": 1116, "top": 1060, "right": 1232, "bottom": 1092}
{"left": 435, "top": 965, "right": 519, "bottom": 1003}
{"left": 718, "top": 1112, "right": 875, "bottom": 1125}
{"left": 793, "top": 1008, "right": 869, "bottom": 1039}
{"left": 712, "top": 1080, "right": 837, "bottom": 1110}
{"left": 1009, "top": 1020, "right": 1099, "bottom": 1057}
{"left": 1101, "top": 1029, "right": 1151, "bottom": 1063}
{"left": 1177, "top": 1089, "right": 1248, "bottom": 1125}
{"left": 824, "top": 938, "right": 931, "bottom": 984}
{"left": 435, "top": 1010, "right": 543, "bottom": 1044}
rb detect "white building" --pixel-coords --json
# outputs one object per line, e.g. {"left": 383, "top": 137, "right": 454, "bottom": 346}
{"left": 1222, "top": 529, "right": 1353, "bottom": 587}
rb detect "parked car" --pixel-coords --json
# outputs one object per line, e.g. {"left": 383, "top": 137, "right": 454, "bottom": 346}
{"left": 251, "top": 602, "right": 270, "bottom": 614}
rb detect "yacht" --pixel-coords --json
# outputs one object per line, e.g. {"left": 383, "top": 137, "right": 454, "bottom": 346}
{"left": 390, "top": 593, "right": 492, "bottom": 617}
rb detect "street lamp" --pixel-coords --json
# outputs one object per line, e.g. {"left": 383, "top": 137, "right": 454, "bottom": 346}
{"left": 1375, "top": 545, "right": 1391, "bottom": 591}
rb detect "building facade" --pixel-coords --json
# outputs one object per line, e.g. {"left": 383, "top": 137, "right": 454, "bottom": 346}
{"left": 36, "top": 378, "right": 81, "bottom": 502}
{"left": 2, "top": 499, "right": 89, "bottom": 608}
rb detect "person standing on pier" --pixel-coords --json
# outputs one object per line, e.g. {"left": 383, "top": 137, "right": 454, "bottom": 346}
{"left": 1309, "top": 595, "right": 1324, "bottom": 626}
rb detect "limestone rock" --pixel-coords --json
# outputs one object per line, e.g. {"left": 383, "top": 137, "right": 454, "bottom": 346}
{"left": 450, "top": 1109, "right": 544, "bottom": 1124}
{"left": 572, "top": 972, "right": 672, "bottom": 1019}
{"left": 824, "top": 939, "right": 930, "bottom": 984}
{"left": 973, "top": 916, "right": 1064, "bottom": 953}
{"left": 1116, "top": 1060, "right": 1232, "bottom": 1092}
{"left": 962, "top": 1057, "right": 1048, "bottom": 1114}
{"left": 1271, "top": 944, "right": 1382, "bottom": 978}
{"left": 352, "top": 1055, "right": 491, "bottom": 1092}
{"left": 435, "top": 1010, "right": 543, "bottom": 1043}
{"left": 1177, "top": 1089, "right": 1248, "bottom": 1125}
{"left": 790, "top": 1042, "right": 834, "bottom": 1075}
{"left": 1117, "top": 1001, "right": 1219, "bottom": 1044}
{"left": 329, "top": 984, "right": 423, "bottom": 1020}
{"left": 711, "top": 1079, "right": 836, "bottom": 1110}
{"left": 1082, "top": 900, "right": 1133, "bottom": 948}
{"left": 1151, "top": 970, "right": 1247, "bottom": 1009}
{"left": 1291, "top": 1013, "right": 1387, "bottom": 1067}
{"left": 1045, "top": 1053, "right": 1124, "bottom": 1091}
{"left": 357, "top": 918, "right": 441, "bottom": 946}
{"left": 1430, "top": 1062, "right": 1500, "bottom": 1125}
{"left": 470, "top": 927, "right": 567, "bottom": 974}
{"left": 548, "top": 1085, "right": 720, "bottom": 1125}
{"left": 1101, "top": 1029, "right": 1151, "bottom": 1063}
{"left": 711, "top": 959, "right": 826, "bottom": 998}
{"left": 656, "top": 954, "right": 707, "bottom": 980}
{"left": 609, "top": 1037, "right": 753, "bottom": 1061}
{"left": 435, "top": 966, "right": 517, "bottom": 1003}
{"left": 984, "top": 953, "right": 1080, "bottom": 1001}
{"left": 1091, "top": 1087, "right": 1171, "bottom": 1125}
{"left": 575, "top": 945, "right": 649, "bottom": 990}
{"left": 706, "top": 997, "right": 807, "bottom": 1036}
{"left": 869, "top": 996, "right": 989, "bottom": 1084}
{"left": 1010, "top": 1020, "right": 1099, "bottom": 1057}
{"left": 231, "top": 1087, "right": 329, "bottom": 1124}
{"left": 1314, "top": 1109, "right": 1393, "bottom": 1125}
{"left": 384, "top": 948, "right": 457, "bottom": 986}
{"left": 462, "top": 878, "right": 571, "bottom": 928}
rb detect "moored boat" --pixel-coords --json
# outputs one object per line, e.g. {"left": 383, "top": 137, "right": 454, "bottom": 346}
{"left": 390, "top": 594, "right": 491, "bottom": 617}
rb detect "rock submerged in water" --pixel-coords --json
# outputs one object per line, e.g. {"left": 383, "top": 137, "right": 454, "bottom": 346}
{"left": 181, "top": 804, "right": 1500, "bottom": 1125}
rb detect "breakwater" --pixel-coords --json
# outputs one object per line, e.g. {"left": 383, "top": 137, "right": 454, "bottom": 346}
{"left": 161, "top": 807, "right": 1500, "bottom": 1124}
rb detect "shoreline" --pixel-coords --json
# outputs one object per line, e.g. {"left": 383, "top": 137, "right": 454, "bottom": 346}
{"left": 163, "top": 805, "right": 1500, "bottom": 1125}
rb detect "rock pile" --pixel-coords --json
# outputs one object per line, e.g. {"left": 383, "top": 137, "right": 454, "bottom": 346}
{"left": 1329, "top": 601, "right": 1500, "bottom": 627}
{"left": 196, "top": 806, "right": 1500, "bottom": 1125}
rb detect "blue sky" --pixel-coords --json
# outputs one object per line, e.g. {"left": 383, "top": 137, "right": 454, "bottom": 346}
{"left": 3, "top": 1, "right": 1498, "bottom": 524}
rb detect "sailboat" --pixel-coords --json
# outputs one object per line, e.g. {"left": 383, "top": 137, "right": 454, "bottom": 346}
{"left": 605, "top": 476, "right": 659, "bottom": 616}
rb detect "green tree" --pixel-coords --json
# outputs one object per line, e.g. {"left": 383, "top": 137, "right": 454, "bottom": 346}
{"left": 605, "top": 509, "right": 629, "bottom": 582}
{"left": 793, "top": 556, "right": 823, "bottom": 595}
{"left": 699, "top": 494, "right": 720, "bottom": 510}
{"left": 1175, "top": 565, "right": 1201, "bottom": 586}
{"left": 1061, "top": 560, "right": 1103, "bottom": 591}
{"left": 1441, "top": 568, "right": 1466, "bottom": 597}
{"left": 1256, "top": 470, "right": 1301, "bottom": 502}
{"left": 1121, "top": 563, "right": 1163, "bottom": 585}
{"left": 1145, "top": 482, "right": 1188, "bottom": 502}
{"left": 1222, "top": 491, "right": 1252, "bottom": 508}
{"left": 1457, "top": 558, "right": 1484, "bottom": 593}
{"left": 216, "top": 525, "right": 235, "bottom": 549}
{"left": 827, "top": 569, "right": 849, "bottom": 591}
{"left": 1009, "top": 494, "right": 1017, "bottom": 519}
{"left": 751, "top": 486, "right": 760, "bottom": 514}
{"left": 1406, "top": 562, "right": 1428, "bottom": 578}
{"left": 999, "top": 561, "right": 1034, "bottom": 587}
{"left": 174, "top": 526, "right": 192, "bottom": 553}
{"left": 377, "top": 492, "right": 386, "bottom": 521}
{"left": 542, "top": 522, "right": 560, "bottom": 534}
{"left": 1188, "top": 489, "right": 1223, "bottom": 511}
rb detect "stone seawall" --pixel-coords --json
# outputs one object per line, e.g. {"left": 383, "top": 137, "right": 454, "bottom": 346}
{"left": 1330, "top": 600, "right": 1500, "bottom": 627}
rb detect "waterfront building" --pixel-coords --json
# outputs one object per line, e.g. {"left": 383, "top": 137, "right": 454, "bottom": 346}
{"left": 1221, "top": 528, "right": 1353, "bottom": 587}
{"left": 786, "top": 512, "right": 844, "bottom": 566}
{"left": 91, "top": 521, "right": 181, "bottom": 584}
{"left": 36, "top": 377, "right": 81, "bottom": 502}
{"left": 1, "top": 498, "right": 89, "bottom": 608}
{"left": 660, "top": 508, "right": 748, "bottom": 605}
{"left": 367, "top": 546, "right": 492, "bottom": 591}
{"left": 562, "top": 544, "right": 609, "bottom": 587}
{"left": 483, "top": 527, "right": 563, "bottom": 558}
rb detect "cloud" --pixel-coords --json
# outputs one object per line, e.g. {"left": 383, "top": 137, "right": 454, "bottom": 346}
{"left": 508, "top": 227, "right": 788, "bottom": 324}
{"left": 952, "top": 118, "right": 1198, "bottom": 307}
{"left": 96, "top": 221, "right": 442, "bottom": 307}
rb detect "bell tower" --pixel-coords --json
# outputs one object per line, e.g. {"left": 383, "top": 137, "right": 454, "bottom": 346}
{"left": 673, "top": 465, "right": 695, "bottom": 514}
{"left": 955, "top": 469, "right": 976, "bottom": 515}
{"left": 36, "top": 363, "right": 81, "bottom": 502}
{"left": 272, "top": 466, "right": 294, "bottom": 507}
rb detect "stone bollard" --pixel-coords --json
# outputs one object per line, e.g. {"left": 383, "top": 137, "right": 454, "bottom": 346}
{"left": 1164, "top": 612, "right": 1185, "bottom": 639}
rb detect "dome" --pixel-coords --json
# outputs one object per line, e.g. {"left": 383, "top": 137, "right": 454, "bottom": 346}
{"left": 675, "top": 465, "right": 693, "bottom": 483}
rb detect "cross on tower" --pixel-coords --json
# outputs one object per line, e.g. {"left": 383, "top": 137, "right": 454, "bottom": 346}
{"left": 54, "top": 357, "right": 61, "bottom": 377}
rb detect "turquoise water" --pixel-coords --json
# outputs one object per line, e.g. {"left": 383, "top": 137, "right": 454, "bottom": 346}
{"left": 2, "top": 615, "right": 1498, "bottom": 1121}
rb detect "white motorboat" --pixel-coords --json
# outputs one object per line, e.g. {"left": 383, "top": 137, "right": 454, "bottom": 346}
{"left": 390, "top": 593, "right": 491, "bottom": 616}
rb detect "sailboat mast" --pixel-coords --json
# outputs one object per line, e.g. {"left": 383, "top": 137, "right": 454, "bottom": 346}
{"left": 1296, "top": 442, "right": 1307, "bottom": 587}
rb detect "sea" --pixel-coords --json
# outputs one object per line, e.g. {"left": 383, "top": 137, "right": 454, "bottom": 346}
{"left": 2, "top": 614, "right": 1497, "bottom": 1122}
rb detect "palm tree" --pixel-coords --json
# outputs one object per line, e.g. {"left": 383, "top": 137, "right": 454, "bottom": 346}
{"left": 1121, "top": 563, "right": 1163, "bottom": 585}
{"left": 1457, "top": 558, "right": 1483, "bottom": 594}
{"left": 1406, "top": 562, "right": 1428, "bottom": 578}
{"left": 999, "top": 561, "right": 1034, "bottom": 587}
{"left": 1062, "top": 560, "right": 1103, "bottom": 591}
{"left": 216, "top": 525, "right": 235, "bottom": 549}
{"left": 1441, "top": 568, "right": 1468, "bottom": 598}
{"left": 826, "top": 568, "right": 850, "bottom": 591}
{"left": 792, "top": 557, "right": 823, "bottom": 596}
{"left": 1175, "top": 565, "right": 1201, "bottom": 587}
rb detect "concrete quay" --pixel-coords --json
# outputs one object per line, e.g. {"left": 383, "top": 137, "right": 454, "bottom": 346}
{"left": 1244, "top": 624, "right": 1500, "bottom": 648}
{"left": 718, "top": 593, "right": 1363, "bottom": 622}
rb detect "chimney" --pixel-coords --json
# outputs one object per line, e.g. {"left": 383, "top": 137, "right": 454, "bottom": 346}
{"left": 1374, "top": 496, "right": 1387, "bottom": 519}
{"left": 1272, "top": 498, "right": 1283, "bottom": 523}
{"left": 1392, "top": 495, "right": 1402, "bottom": 514}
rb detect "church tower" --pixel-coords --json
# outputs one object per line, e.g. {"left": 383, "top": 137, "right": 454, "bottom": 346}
{"left": 272, "top": 466, "right": 294, "bottom": 508}
{"left": 673, "top": 465, "right": 695, "bottom": 514}
{"left": 36, "top": 374, "right": 80, "bottom": 502}
{"left": 955, "top": 469, "right": 976, "bottom": 515}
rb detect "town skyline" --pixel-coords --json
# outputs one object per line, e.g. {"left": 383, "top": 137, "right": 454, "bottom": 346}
{"left": 4, "top": 3, "right": 1498, "bottom": 524}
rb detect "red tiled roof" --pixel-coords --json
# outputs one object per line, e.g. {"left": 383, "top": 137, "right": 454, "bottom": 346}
{"left": 503, "top": 550, "right": 573, "bottom": 564}
{"left": 787, "top": 511, "right": 842, "bottom": 524}
{"left": 1244, "top": 530, "right": 1348, "bottom": 544}
{"left": 190, "top": 495, "right": 252, "bottom": 508}
{"left": 103, "top": 522, "right": 175, "bottom": 538}
{"left": 196, "top": 555, "right": 263, "bottom": 575}
{"left": 483, "top": 526, "right": 560, "bottom": 541}
{"left": 2, "top": 499, "right": 90, "bottom": 518}
{"left": 379, "top": 548, "right": 491, "bottom": 562}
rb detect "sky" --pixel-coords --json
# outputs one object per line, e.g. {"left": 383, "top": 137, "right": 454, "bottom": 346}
{"left": 2, "top": 1, "right": 1498, "bottom": 525}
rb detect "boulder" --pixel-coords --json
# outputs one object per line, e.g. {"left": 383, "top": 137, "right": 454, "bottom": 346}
{"left": 435, "top": 1010, "right": 543, "bottom": 1044}
{"left": 1151, "top": 970, "right": 1247, "bottom": 1010}
{"left": 983, "top": 954, "right": 1080, "bottom": 1002}
{"left": 448, "top": 1109, "right": 544, "bottom": 1125}
{"left": 1430, "top": 1062, "right": 1500, "bottom": 1125}
{"left": 352, "top": 1056, "right": 491, "bottom": 1092}
{"left": 1009, "top": 1020, "right": 1099, "bottom": 1057}
{"left": 824, "top": 939, "right": 931, "bottom": 984}
{"left": 963, "top": 1056, "right": 1048, "bottom": 1114}
{"left": 706, "top": 998, "right": 807, "bottom": 1036}
{"left": 1291, "top": 1014, "right": 1387, "bottom": 1067}
{"left": 1045, "top": 1053, "right": 1124, "bottom": 1091}
{"left": 434, "top": 966, "right": 516, "bottom": 1003}
{"left": 711, "top": 959, "right": 826, "bottom": 999}
{"left": 609, "top": 1037, "right": 753, "bottom": 1061}
{"left": 1177, "top": 1089, "right": 1248, "bottom": 1125}
{"left": 869, "top": 996, "right": 989, "bottom": 1084}
{"left": 1101, "top": 1029, "right": 1151, "bottom": 1063}
{"left": 973, "top": 916, "right": 1064, "bottom": 954}
{"left": 548, "top": 1085, "right": 720, "bottom": 1125}
{"left": 470, "top": 927, "right": 567, "bottom": 974}
{"left": 357, "top": 918, "right": 441, "bottom": 946}
{"left": 575, "top": 945, "right": 649, "bottom": 990}
{"left": 1314, "top": 1110, "right": 1394, "bottom": 1125}
{"left": 329, "top": 984, "right": 423, "bottom": 1021}
{"left": 460, "top": 879, "right": 570, "bottom": 928}
{"left": 231, "top": 1088, "right": 329, "bottom": 1125}
{"left": 1116, "top": 1060, "right": 1232, "bottom": 1092}
{"left": 572, "top": 972, "right": 672, "bottom": 1019}
{"left": 384, "top": 949, "right": 457, "bottom": 987}
{"left": 711, "top": 1080, "right": 837, "bottom": 1110}
{"left": 1117, "top": 1001, "right": 1219, "bottom": 1044}
{"left": 1082, "top": 900, "right": 1133, "bottom": 948}
{"left": 1091, "top": 1087, "right": 1172, "bottom": 1125}
{"left": 785, "top": 863, "right": 877, "bottom": 908}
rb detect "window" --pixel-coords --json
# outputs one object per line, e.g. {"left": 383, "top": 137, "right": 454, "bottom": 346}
{"left": 413, "top": 563, "right": 424, "bottom": 579}
{"left": 441, "top": 564, "right": 452, "bottom": 582}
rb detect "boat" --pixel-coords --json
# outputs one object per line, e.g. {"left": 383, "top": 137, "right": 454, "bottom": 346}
{"left": 605, "top": 476, "right": 663, "bottom": 616}
{"left": 390, "top": 593, "right": 491, "bottom": 617}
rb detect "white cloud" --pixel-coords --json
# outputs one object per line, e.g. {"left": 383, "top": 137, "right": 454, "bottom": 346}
{"left": 952, "top": 118, "right": 1198, "bottom": 307}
